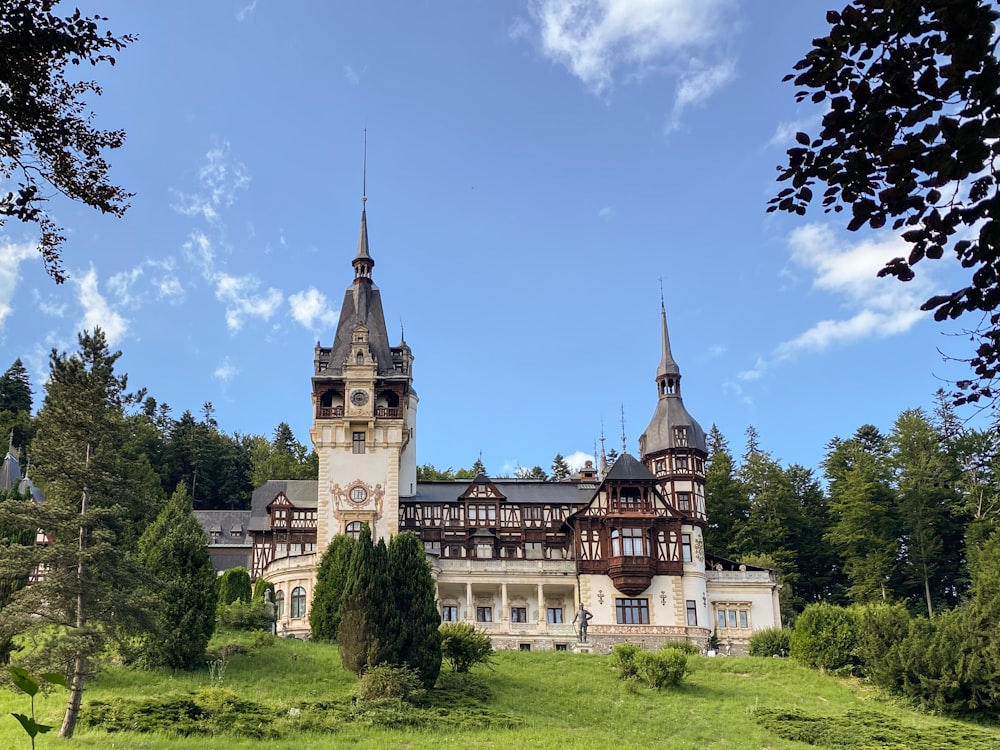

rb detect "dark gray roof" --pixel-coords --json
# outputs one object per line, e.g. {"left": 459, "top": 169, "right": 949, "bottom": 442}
{"left": 408, "top": 480, "right": 593, "bottom": 505}
{"left": 604, "top": 452, "right": 657, "bottom": 482}
{"left": 641, "top": 396, "right": 707, "bottom": 454}
{"left": 323, "top": 283, "right": 397, "bottom": 376}
{"left": 0, "top": 451, "right": 21, "bottom": 491}
{"left": 194, "top": 510, "right": 253, "bottom": 547}
{"left": 248, "top": 480, "right": 319, "bottom": 530}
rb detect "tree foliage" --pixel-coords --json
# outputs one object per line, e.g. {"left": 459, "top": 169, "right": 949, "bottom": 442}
{"left": 0, "top": 1, "right": 134, "bottom": 282}
{"left": 137, "top": 482, "right": 217, "bottom": 669}
{"left": 386, "top": 532, "right": 442, "bottom": 688}
{"left": 770, "top": 0, "right": 1000, "bottom": 406}
{"left": 337, "top": 524, "right": 390, "bottom": 675}
{"left": 217, "top": 567, "right": 251, "bottom": 607}
{"left": 0, "top": 329, "right": 155, "bottom": 738}
{"left": 309, "top": 534, "right": 356, "bottom": 642}
{"left": 439, "top": 622, "right": 494, "bottom": 673}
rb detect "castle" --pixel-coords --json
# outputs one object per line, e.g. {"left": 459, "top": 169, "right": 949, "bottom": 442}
{"left": 238, "top": 201, "right": 781, "bottom": 652}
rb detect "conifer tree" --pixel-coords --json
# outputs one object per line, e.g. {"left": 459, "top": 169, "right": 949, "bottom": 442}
{"left": 138, "top": 482, "right": 217, "bottom": 669}
{"left": 217, "top": 567, "right": 252, "bottom": 606}
{"left": 704, "top": 425, "right": 748, "bottom": 558}
{"left": 309, "top": 534, "right": 357, "bottom": 642}
{"left": 551, "top": 454, "right": 571, "bottom": 481}
{"left": 338, "top": 524, "right": 390, "bottom": 675}
{"left": 386, "top": 532, "right": 442, "bottom": 687}
{"left": 0, "top": 329, "right": 155, "bottom": 738}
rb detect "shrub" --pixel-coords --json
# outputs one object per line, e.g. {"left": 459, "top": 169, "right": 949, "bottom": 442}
{"left": 851, "top": 602, "right": 910, "bottom": 687}
{"left": 637, "top": 647, "right": 688, "bottom": 689}
{"left": 217, "top": 600, "right": 271, "bottom": 631}
{"left": 789, "top": 602, "right": 859, "bottom": 673}
{"left": 748, "top": 627, "right": 791, "bottom": 658}
{"left": 217, "top": 567, "right": 252, "bottom": 606}
{"left": 610, "top": 642, "right": 642, "bottom": 681}
{"left": 666, "top": 639, "right": 700, "bottom": 655}
{"left": 252, "top": 578, "right": 275, "bottom": 602}
{"left": 355, "top": 664, "right": 424, "bottom": 702}
{"left": 439, "top": 623, "right": 494, "bottom": 673}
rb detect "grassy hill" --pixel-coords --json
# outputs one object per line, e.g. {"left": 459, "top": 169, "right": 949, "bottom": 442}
{"left": 2, "top": 632, "right": 998, "bottom": 749}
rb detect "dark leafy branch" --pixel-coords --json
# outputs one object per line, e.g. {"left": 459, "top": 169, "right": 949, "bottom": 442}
{"left": 768, "top": 0, "right": 1000, "bottom": 407}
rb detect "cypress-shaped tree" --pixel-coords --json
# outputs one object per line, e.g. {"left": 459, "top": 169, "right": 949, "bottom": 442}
{"left": 309, "top": 534, "right": 357, "bottom": 642}
{"left": 138, "top": 482, "right": 218, "bottom": 669}
{"left": 338, "top": 524, "right": 389, "bottom": 675}
{"left": 386, "top": 531, "right": 442, "bottom": 687}
{"left": 217, "top": 567, "right": 252, "bottom": 606}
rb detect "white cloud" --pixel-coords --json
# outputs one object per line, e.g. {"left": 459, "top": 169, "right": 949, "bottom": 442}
{"left": 289, "top": 287, "right": 337, "bottom": 331}
{"left": 344, "top": 64, "right": 366, "bottom": 85}
{"left": 598, "top": 206, "right": 615, "bottom": 219}
{"left": 564, "top": 450, "right": 595, "bottom": 471}
{"left": 214, "top": 357, "right": 239, "bottom": 382}
{"left": 769, "top": 112, "right": 824, "bottom": 149}
{"left": 0, "top": 241, "right": 37, "bottom": 330}
{"left": 236, "top": 1, "right": 257, "bottom": 22}
{"left": 743, "top": 224, "right": 935, "bottom": 378}
{"left": 75, "top": 267, "right": 129, "bottom": 346}
{"left": 108, "top": 259, "right": 185, "bottom": 308}
{"left": 520, "top": 0, "right": 737, "bottom": 120}
{"left": 182, "top": 231, "right": 216, "bottom": 278}
{"left": 171, "top": 142, "right": 250, "bottom": 221}
{"left": 215, "top": 272, "right": 283, "bottom": 332}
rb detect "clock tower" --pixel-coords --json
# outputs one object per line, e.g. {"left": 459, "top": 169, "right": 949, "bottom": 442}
{"left": 310, "top": 199, "right": 417, "bottom": 552}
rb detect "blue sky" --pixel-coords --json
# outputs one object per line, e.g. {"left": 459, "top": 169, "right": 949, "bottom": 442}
{"left": 0, "top": 1, "right": 982, "bottom": 479}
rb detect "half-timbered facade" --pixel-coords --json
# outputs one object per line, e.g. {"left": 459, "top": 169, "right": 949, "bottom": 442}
{"left": 246, "top": 200, "right": 781, "bottom": 652}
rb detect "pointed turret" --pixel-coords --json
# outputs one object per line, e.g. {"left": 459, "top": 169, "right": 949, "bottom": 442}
{"left": 640, "top": 302, "right": 706, "bottom": 455}
{"left": 352, "top": 201, "right": 374, "bottom": 283}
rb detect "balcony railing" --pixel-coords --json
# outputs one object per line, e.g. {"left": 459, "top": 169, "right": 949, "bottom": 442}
{"left": 315, "top": 405, "right": 402, "bottom": 419}
{"left": 317, "top": 406, "right": 344, "bottom": 418}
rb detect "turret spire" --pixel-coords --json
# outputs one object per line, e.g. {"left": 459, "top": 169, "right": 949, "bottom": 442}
{"left": 353, "top": 130, "right": 374, "bottom": 283}
{"left": 656, "top": 299, "right": 681, "bottom": 397}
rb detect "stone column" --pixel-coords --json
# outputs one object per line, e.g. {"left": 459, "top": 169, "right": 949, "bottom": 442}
{"left": 501, "top": 582, "right": 509, "bottom": 629}
{"left": 537, "top": 583, "right": 546, "bottom": 631}
{"left": 466, "top": 582, "right": 473, "bottom": 622}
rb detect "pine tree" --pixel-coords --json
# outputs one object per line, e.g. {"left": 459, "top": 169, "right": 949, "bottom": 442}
{"left": 309, "top": 534, "right": 357, "bottom": 642}
{"left": 0, "top": 329, "right": 155, "bottom": 738}
{"left": 0, "top": 359, "right": 31, "bottom": 415}
{"left": 386, "top": 532, "right": 442, "bottom": 687}
{"left": 551, "top": 454, "right": 571, "bottom": 481}
{"left": 138, "top": 482, "right": 217, "bottom": 669}
{"left": 704, "top": 425, "right": 747, "bottom": 558}
{"left": 338, "top": 524, "right": 390, "bottom": 675}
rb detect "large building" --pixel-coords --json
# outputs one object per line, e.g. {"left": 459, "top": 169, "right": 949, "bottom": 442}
{"left": 248, "top": 201, "right": 781, "bottom": 652}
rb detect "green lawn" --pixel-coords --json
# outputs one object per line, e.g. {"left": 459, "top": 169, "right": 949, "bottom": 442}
{"left": 2, "top": 634, "right": 997, "bottom": 749}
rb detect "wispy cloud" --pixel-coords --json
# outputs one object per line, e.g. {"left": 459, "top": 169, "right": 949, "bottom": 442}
{"left": 214, "top": 357, "right": 239, "bottom": 382}
{"left": 215, "top": 272, "right": 283, "bottom": 332}
{"left": 171, "top": 142, "right": 250, "bottom": 221}
{"left": 76, "top": 266, "right": 129, "bottom": 346}
{"left": 236, "top": 1, "right": 257, "bottom": 22}
{"left": 107, "top": 258, "right": 184, "bottom": 308}
{"left": 0, "top": 241, "right": 37, "bottom": 331}
{"left": 598, "top": 206, "right": 615, "bottom": 219}
{"left": 518, "top": 0, "right": 737, "bottom": 123}
{"left": 344, "top": 64, "right": 367, "bottom": 85}
{"left": 738, "top": 224, "right": 934, "bottom": 380}
{"left": 288, "top": 287, "right": 337, "bottom": 331}
{"left": 769, "top": 112, "right": 824, "bottom": 149}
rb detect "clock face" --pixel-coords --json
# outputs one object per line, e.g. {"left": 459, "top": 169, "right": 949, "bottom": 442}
{"left": 349, "top": 486, "right": 368, "bottom": 503}
{"left": 350, "top": 389, "right": 369, "bottom": 406}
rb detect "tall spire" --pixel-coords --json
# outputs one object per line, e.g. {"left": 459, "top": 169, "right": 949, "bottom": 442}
{"left": 353, "top": 130, "right": 374, "bottom": 283}
{"left": 656, "top": 299, "right": 681, "bottom": 398}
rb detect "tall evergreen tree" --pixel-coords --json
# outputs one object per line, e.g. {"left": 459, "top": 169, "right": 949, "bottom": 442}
{"left": 338, "top": 524, "right": 390, "bottom": 675}
{"left": 0, "top": 358, "right": 34, "bottom": 452}
{"left": 138, "top": 482, "right": 217, "bottom": 669}
{"left": 0, "top": 483, "right": 33, "bottom": 663}
{"left": 824, "top": 427, "right": 900, "bottom": 604}
{"left": 888, "top": 409, "right": 963, "bottom": 615}
{"left": 309, "top": 534, "right": 357, "bottom": 642}
{"left": 0, "top": 329, "right": 155, "bottom": 738}
{"left": 785, "top": 464, "right": 845, "bottom": 607}
{"left": 551, "top": 454, "right": 571, "bottom": 481}
{"left": 704, "top": 424, "right": 747, "bottom": 557}
{"left": 217, "top": 567, "right": 252, "bottom": 606}
{"left": 386, "top": 532, "right": 442, "bottom": 687}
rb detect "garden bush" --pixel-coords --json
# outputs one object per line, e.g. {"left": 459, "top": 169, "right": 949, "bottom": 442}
{"left": 748, "top": 627, "right": 791, "bottom": 658}
{"left": 789, "top": 602, "right": 859, "bottom": 673}
{"left": 439, "top": 623, "right": 494, "bottom": 673}
{"left": 636, "top": 647, "right": 688, "bottom": 689}
{"left": 355, "top": 664, "right": 424, "bottom": 702}
{"left": 217, "top": 600, "right": 271, "bottom": 632}
{"left": 610, "top": 642, "right": 642, "bottom": 681}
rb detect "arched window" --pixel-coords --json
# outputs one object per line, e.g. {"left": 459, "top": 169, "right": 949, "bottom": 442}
{"left": 346, "top": 521, "right": 363, "bottom": 538}
{"left": 291, "top": 586, "right": 306, "bottom": 618}
{"left": 275, "top": 589, "right": 285, "bottom": 619}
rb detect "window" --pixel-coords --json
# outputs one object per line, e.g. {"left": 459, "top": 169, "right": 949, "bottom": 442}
{"left": 677, "top": 492, "right": 691, "bottom": 511}
{"left": 469, "top": 504, "right": 497, "bottom": 525}
{"left": 519, "top": 643, "right": 531, "bottom": 652}
{"left": 523, "top": 506, "right": 543, "bottom": 523}
{"left": 441, "top": 605, "right": 458, "bottom": 622}
{"left": 476, "top": 606, "right": 492, "bottom": 623}
{"left": 618, "top": 489, "right": 641, "bottom": 511}
{"left": 686, "top": 600, "right": 698, "bottom": 626}
{"left": 616, "top": 598, "right": 649, "bottom": 624}
{"left": 728, "top": 609, "right": 738, "bottom": 628}
{"left": 422, "top": 505, "right": 442, "bottom": 524}
{"left": 717, "top": 610, "right": 726, "bottom": 629}
{"left": 291, "top": 587, "right": 307, "bottom": 618}
{"left": 555, "top": 643, "right": 568, "bottom": 652}
{"left": 674, "top": 427, "right": 689, "bottom": 447}
{"left": 524, "top": 542, "right": 543, "bottom": 560}
{"left": 350, "top": 486, "right": 367, "bottom": 502}
{"left": 345, "top": 521, "right": 363, "bottom": 539}
{"left": 475, "top": 543, "right": 493, "bottom": 559}
{"left": 352, "top": 431, "right": 365, "bottom": 454}
{"left": 675, "top": 455, "right": 689, "bottom": 471}
{"left": 612, "top": 527, "right": 647, "bottom": 557}
{"left": 547, "top": 607, "right": 563, "bottom": 624}
{"left": 740, "top": 609, "right": 749, "bottom": 629}
{"left": 511, "top": 606, "right": 527, "bottom": 623}
{"left": 654, "top": 458, "right": 666, "bottom": 474}
{"left": 276, "top": 590, "right": 285, "bottom": 619}
{"left": 682, "top": 533, "right": 692, "bottom": 562}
